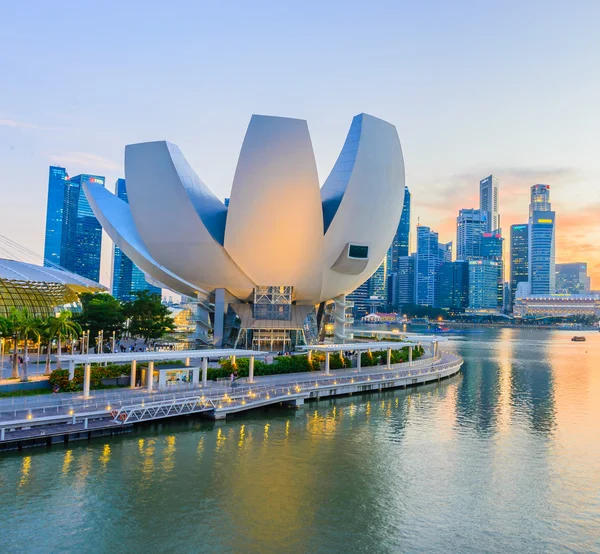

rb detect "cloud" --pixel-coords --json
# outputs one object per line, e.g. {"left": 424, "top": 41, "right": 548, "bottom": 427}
{"left": 413, "top": 165, "right": 580, "bottom": 211}
{"left": 48, "top": 152, "right": 121, "bottom": 172}
{"left": 0, "top": 119, "right": 59, "bottom": 131}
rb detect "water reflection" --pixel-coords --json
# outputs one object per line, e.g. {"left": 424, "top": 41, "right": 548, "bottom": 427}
{"left": 1, "top": 330, "right": 599, "bottom": 553}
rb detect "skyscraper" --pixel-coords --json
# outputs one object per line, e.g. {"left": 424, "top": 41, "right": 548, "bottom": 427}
{"left": 529, "top": 184, "right": 551, "bottom": 219}
{"left": 59, "top": 174, "right": 105, "bottom": 282}
{"left": 397, "top": 255, "right": 416, "bottom": 307}
{"left": 457, "top": 208, "right": 487, "bottom": 260}
{"left": 387, "top": 185, "right": 411, "bottom": 272}
{"left": 528, "top": 185, "right": 555, "bottom": 295}
{"left": 368, "top": 258, "right": 387, "bottom": 300}
{"left": 439, "top": 261, "right": 469, "bottom": 310}
{"left": 468, "top": 260, "right": 500, "bottom": 311}
{"left": 43, "top": 167, "right": 105, "bottom": 281}
{"left": 439, "top": 241, "right": 452, "bottom": 263}
{"left": 510, "top": 224, "right": 528, "bottom": 309}
{"left": 481, "top": 232, "right": 504, "bottom": 308}
{"left": 111, "top": 178, "right": 162, "bottom": 302}
{"left": 555, "top": 263, "right": 590, "bottom": 295}
{"left": 480, "top": 175, "right": 500, "bottom": 233}
{"left": 43, "top": 166, "right": 69, "bottom": 267}
{"left": 416, "top": 226, "right": 439, "bottom": 307}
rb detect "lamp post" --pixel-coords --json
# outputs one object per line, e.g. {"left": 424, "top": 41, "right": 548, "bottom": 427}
{"left": 0, "top": 337, "right": 4, "bottom": 376}
{"left": 112, "top": 330, "right": 116, "bottom": 354}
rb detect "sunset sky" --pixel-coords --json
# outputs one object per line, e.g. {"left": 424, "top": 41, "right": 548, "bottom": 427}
{"left": 1, "top": 1, "right": 598, "bottom": 289}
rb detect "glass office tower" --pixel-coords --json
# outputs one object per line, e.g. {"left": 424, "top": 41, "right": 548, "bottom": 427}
{"left": 555, "top": 263, "right": 591, "bottom": 295}
{"left": 416, "top": 226, "right": 439, "bottom": 307}
{"left": 457, "top": 208, "right": 487, "bottom": 260}
{"left": 481, "top": 232, "right": 504, "bottom": 308}
{"left": 528, "top": 185, "right": 555, "bottom": 295}
{"left": 510, "top": 224, "right": 529, "bottom": 309}
{"left": 111, "top": 178, "right": 162, "bottom": 301}
{"left": 439, "top": 261, "right": 469, "bottom": 311}
{"left": 387, "top": 185, "right": 411, "bottom": 273}
{"left": 43, "top": 166, "right": 70, "bottom": 267}
{"left": 59, "top": 174, "right": 105, "bottom": 282}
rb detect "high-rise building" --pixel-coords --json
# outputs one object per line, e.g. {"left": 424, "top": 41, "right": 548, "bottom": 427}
{"left": 439, "top": 241, "right": 452, "bottom": 263}
{"left": 369, "top": 258, "right": 387, "bottom": 300}
{"left": 481, "top": 232, "right": 504, "bottom": 308}
{"left": 347, "top": 280, "right": 370, "bottom": 318}
{"left": 58, "top": 174, "right": 105, "bottom": 282}
{"left": 529, "top": 184, "right": 551, "bottom": 220}
{"left": 555, "top": 263, "right": 591, "bottom": 295}
{"left": 439, "top": 261, "right": 469, "bottom": 311}
{"left": 457, "top": 208, "right": 487, "bottom": 260}
{"left": 416, "top": 226, "right": 439, "bottom": 307}
{"left": 480, "top": 175, "right": 500, "bottom": 233}
{"left": 43, "top": 166, "right": 70, "bottom": 267}
{"left": 111, "top": 178, "right": 162, "bottom": 302}
{"left": 468, "top": 260, "right": 500, "bottom": 311}
{"left": 528, "top": 185, "right": 555, "bottom": 295}
{"left": 397, "top": 255, "right": 416, "bottom": 308}
{"left": 510, "top": 224, "right": 529, "bottom": 309}
{"left": 387, "top": 185, "right": 411, "bottom": 272}
{"left": 43, "top": 167, "right": 105, "bottom": 281}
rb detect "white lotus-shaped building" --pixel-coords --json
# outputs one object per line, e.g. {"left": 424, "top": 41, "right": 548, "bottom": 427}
{"left": 84, "top": 113, "right": 405, "bottom": 347}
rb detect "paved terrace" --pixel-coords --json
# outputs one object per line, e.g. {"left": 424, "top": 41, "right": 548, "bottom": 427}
{"left": 0, "top": 348, "right": 462, "bottom": 446}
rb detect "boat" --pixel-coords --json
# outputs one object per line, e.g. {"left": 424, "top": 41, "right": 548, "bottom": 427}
{"left": 571, "top": 336, "right": 586, "bottom": 342}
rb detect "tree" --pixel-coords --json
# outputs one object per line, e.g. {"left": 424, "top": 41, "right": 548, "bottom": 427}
{"left": 47, "top": 311, "right": 82, "bottom": 370}
{"left": 16, "top": 310, "right": 42, "bottom": 382}
{"left": 123, "top": 291, "right": 175, "bottom": 342}
{"left": 2, "top": 308, "right": 23, "bottom": 379}
{"left": 75, "top": 293, "right": 125, "bottom": 343}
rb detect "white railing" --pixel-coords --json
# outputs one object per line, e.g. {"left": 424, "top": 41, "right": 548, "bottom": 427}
{"left": 0, "top": 353, "right": 462, "bottom": 429}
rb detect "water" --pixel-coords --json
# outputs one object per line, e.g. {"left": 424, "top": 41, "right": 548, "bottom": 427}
{"left": 1, "top": 328, "right": 599, "bottom": 553}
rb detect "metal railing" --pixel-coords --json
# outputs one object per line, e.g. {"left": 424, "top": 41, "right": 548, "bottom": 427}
{"left": 0, "top": 353, "right": 461, "bottom": 429}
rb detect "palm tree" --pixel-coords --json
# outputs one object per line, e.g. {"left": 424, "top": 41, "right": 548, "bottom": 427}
{"left": 17, "top": 310, "right": 41, "bottom": 382}
{"left": 47, "top": 311, "right": 81, "bottom": 370}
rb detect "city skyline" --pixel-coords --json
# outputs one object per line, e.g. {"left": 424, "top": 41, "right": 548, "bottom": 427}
{"left": 1, "top": 2, "right": 599, "bottom": 289}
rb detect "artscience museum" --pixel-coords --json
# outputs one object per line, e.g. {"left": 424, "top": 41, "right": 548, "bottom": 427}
{"left": 85, "top": 113, "right": 405, "bottom": 350}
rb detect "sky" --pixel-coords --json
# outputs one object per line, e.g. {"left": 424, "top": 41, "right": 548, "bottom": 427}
{"left": 0, "top": 0, "right": 599, "bottom": 289}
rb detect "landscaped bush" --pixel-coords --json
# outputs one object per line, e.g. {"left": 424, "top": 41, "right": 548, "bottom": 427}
{"left": 49, "top": 363, "right": 130, "bottom": 392}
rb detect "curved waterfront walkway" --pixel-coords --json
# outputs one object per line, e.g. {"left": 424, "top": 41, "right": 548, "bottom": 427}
{"left": 0, "top": 351, "right": 462, "bottom": 450}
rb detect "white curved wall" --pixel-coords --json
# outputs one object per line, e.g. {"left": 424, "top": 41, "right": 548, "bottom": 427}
{"left": 83, "top": 182, "right": 201, "bottom": 297}
{"left": 224, "top": 116, "right": 325, "bottom": 303}
{"left": 125, "top": 141, "right": 255, "bottom": 300}
{"left": 320, "top": 114, "right": 405, "bottom": 302}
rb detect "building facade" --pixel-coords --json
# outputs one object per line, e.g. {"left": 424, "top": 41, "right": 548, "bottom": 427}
{"left": 386, "top": 185, "right": 411, "bottom": 275}
{"left": 111, "top": 178, "right": 162, "bottom": 302}
{"left": 481, "top": 232, "right": 504, "bottom": 309}
{"left": 396, "top": 254, "right": 416, "bottom": 308}
{"left": 43, "top": 166, "right": 69, "bottom": 267}
{"left": 510, "top": 223, "right": 529, "bottom": 310}
{"left": 468, "top": 260, "right": 500, "bottom": 312}
{"left": 439, "top": 241, "right": 452, "bottom": 263}
{"left": 555, "top": 263, "right": 590, "bottom": 295}
{"left": 457, "top": 208, "right": 487, "bottom": 261}
{"left": 480, "top": 175, "right": 500, "bottom": 233}
{"left": 529, "top": 211, "right": 555, "bottom": 295}
{"left": 513, "top": 294, "right": 600, "bottom": 318}
{"left": 439, "top": 261, "right": 469, "bottom": 311}
{"left": 43, "top": 168, "right": 105, "bottom": 282}
{"left": 416, "top": 226, "right": 439, "bottom": 307}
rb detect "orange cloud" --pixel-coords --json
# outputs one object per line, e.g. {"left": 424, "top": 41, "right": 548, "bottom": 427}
{"left": 411, "top": 166, "right": 598, "bottom": 289}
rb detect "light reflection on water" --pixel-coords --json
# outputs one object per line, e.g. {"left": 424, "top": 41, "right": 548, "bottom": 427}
{"left": 1, "top": 329, "right": 600, "bottom": 552}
